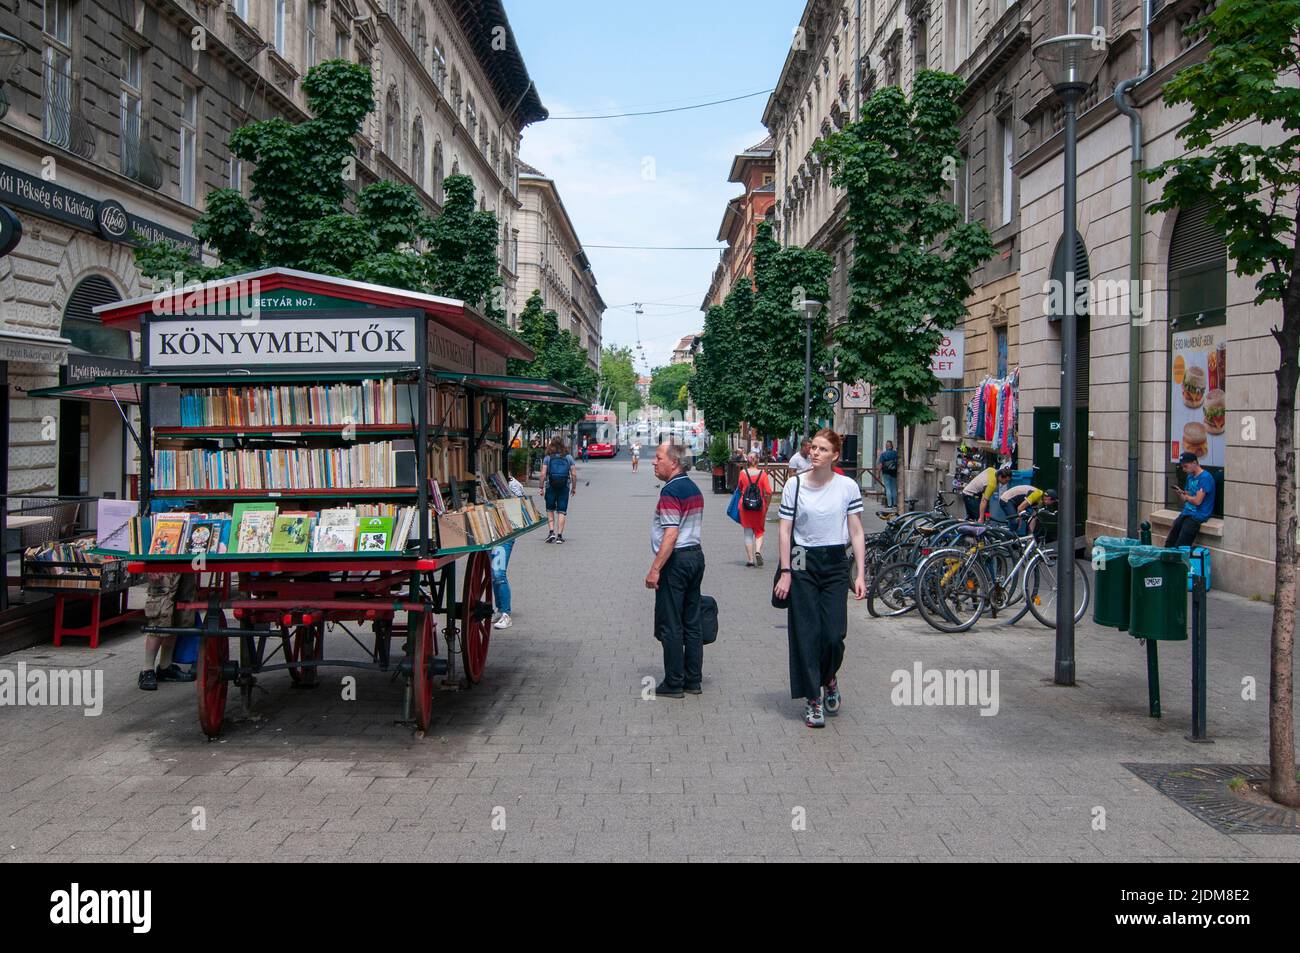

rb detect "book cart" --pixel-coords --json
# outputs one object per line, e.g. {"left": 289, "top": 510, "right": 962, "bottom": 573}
{"left": 31, "top": 269, "right": 585, "bottom": 737}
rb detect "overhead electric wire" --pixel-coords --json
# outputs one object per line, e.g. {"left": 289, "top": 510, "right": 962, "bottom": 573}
{"left": 547, "top": 88, "right": 774, "bottom": 120}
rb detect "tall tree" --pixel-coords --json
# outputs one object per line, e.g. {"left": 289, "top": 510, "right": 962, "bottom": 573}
{"left": 746, "top": 223, "right": 833, "bottom": 439}
{"left": 692, "top": 284, "right": 751, "bottom": 436}
{"left": 1145, "top": 0, "right": 1300, "bottom": 807}
{"left": 133, "top": 60, "right": 505, "bottom": 322}
{"left": 599, "top": 345, "right": 643, "bottom": 417}
{"left": 508, "top": 291, "right": 597, "bottom": 437}
{"left": 650, "top": 362, "right": 694, "bottom": 415}
{"left": 816, "top": 70, "right": 996, "bottom": 429}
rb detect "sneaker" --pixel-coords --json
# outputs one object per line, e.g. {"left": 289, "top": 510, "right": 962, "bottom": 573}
{"left": 804, "top": 698, "right": 825, "bottom": 728}
{"left": 654, "top": 682, "right": 684, "bottom": 699}
{"left": 745, "top": 561, "right": 754, "bottom": 568}
{"left": 824, "top": 677, "right": 841, "bottom": 715}
{"left": 545, "top": 531, "right": 556, "bottom": 543}
{"left": 555, "top": 535, "right": 565, "bottom": 544}
{"left": 755, "top": 552, "right": 764, "bottom": 567}
{"left": 156, "top": 663, "right": 196, "bottom": 683}
{"left": 493, "top": 613, "right": 512, "bottom": 630}
{"left": 138, "top": 669, "right": 157, "bottom": 691}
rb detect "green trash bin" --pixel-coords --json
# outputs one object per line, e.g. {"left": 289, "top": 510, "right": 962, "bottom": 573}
{"left": 1091, "top": 536, "right": 1141, "bottom": 631}
{"left": 1128, "top": 546, "right": 1189, "bottom": 641}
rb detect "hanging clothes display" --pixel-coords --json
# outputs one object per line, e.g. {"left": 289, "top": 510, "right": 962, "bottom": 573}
{"left": 965, "top": 370, "right": 1020, "bottom": 455}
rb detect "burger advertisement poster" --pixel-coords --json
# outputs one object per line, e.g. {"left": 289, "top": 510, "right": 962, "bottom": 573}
{"left": 1170, "top": 325, "right": 1227, "bottom": 467}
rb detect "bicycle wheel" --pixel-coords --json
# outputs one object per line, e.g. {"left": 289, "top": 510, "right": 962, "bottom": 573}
{"left": 915, "top": 550, "right": 990, "bottom": 633}
{"left": 868, "top": 560, "right": 917, "bottom": 617}
{"left": 1024, "top": 554, "right": 1091, "bottom": 627}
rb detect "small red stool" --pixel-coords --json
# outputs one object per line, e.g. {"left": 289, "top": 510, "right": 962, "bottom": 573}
{"left": 52, "top": 589, "right": 143, "bottom": 648}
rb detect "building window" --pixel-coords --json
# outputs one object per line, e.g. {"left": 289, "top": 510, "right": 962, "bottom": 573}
{"left": 432, "top": 38, "right": 446, "bottom": 87}
{"left": 274, "top": 0, "right": 286, "bottom": 56}
{"left": 961, "top": 149, "right": 971, "bottom": 223}
{"left": 432, "top": 138, "right": 444, "bottom": 201}
{"left": 949, "top": 0, "right": 972, "bottom": 68}
{"left": 995, "top": 325, "right": 1008, "bottom": 377}
{"left": 384, "top": 88, "right": 400, "bottom": 156}
{"left": 450, "top": 67, "right": 461, "bottom": 111}
{"left": 306, "top": 2, "right": 321, "bottom": 69}
{"left": 411, "top": 117, "right": 425, "bottom": 188}
{"left": 334, "top": 24, "right": 349, "bottom": 59}
{"left": 998, "top": 115, "right": 1014, "bottom": 227}
{"left": 42, "top": 0, "right": 73, "bottom": 149}
{"left": 465, "top": 93, "right": 476, "bottom": 138}
{"left": 120, "top": 44, "right": 143, "bottom": 178}
{"left": 411, "top": 8, "right": 425, "bottom": 56}
{"left": 229, "top": 154, "right": 242, "bottom": 192}
{"left": 180, "top": 86, "right": 198, "bottom": 205}
{"left": 233, "top": 0, "right": 247, "bottom": 20}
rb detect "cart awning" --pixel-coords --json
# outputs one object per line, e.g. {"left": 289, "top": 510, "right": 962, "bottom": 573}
{"left": 25, "top": 369, "right": 422, "bottom": 403}
{"left": 433, "top": 371, "right": 588, "bottom": 406}
{"left": 25, "top": 376, "right": 142, "bottom": 404}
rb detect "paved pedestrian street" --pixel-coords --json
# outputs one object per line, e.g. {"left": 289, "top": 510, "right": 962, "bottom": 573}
{"left": 0, "top": 459, "right": 1295, "bottom": 863}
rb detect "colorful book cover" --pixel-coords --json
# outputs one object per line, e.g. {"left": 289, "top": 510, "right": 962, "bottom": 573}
{"left": 356, "top": 516, "right": 394, "bottom": 552}
{"left": 149, "top": 515, "right": 189, "bottom": 556}
{"left": 183, "top": 518, "right": 223, "bottom": 557}
{"left": 313, "top": 508, "right": 357, "bottom": 553}
{"left": 270, "top": 513, "right": 313, "bottom": 553}
{"left": 234, "top": 509, "right": 277, "bottom": 554}
{"left": 231, "top": 502, "right": 276, "bottom": 549}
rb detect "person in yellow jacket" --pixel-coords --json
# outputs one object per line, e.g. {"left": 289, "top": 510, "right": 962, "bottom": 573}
{"left": 961, "top": 464, "right": 1011, "bottom": 521}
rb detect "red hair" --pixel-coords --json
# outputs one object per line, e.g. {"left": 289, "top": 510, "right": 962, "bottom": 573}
{"left": 812, "top": 428, "right": 842, "bottom": 458}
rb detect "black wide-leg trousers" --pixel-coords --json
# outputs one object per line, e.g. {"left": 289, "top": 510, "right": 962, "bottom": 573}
{"left": 786, "top": 544, "right": 850, "bottom": 700}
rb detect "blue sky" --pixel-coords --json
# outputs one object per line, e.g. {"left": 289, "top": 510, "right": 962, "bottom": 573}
{"left": 506, "top": 0, "right": 804, "bottom": 372}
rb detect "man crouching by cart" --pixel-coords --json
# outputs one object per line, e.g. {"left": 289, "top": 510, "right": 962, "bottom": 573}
{"left": 138, "top": 499, "right": 199, "bottom": 690}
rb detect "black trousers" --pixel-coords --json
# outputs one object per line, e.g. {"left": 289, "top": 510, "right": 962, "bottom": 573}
{"left": 1165, "top": 514, "right": 1204, "bottom": 548}
{"left": 654, "top": 546, "right": 705, "bottom": 689}
{"left": 787, "top": 544, "right": 850, "bottom": 700}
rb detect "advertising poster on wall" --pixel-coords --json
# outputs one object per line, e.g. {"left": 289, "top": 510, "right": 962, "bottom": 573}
{"left": 1169, "top": 325, "right": 1227, "bottom": 467}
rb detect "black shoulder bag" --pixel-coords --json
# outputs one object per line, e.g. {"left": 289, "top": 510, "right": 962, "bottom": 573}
{"left": 771, "top": 475, "right": 800, "bottom": 609}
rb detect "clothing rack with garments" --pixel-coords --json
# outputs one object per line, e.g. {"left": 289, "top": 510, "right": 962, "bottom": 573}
{"left": 964, "top": 368, "right": 1020, "bottom": 457}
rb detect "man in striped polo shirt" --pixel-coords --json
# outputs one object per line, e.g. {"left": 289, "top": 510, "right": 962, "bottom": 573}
{"left": 645, "top": 441, "right": 706, "bottom": 698}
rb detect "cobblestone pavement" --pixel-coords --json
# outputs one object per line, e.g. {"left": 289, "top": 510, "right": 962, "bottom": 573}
{"left": 0, "top": 459, "right": 1296, "bottom": 862}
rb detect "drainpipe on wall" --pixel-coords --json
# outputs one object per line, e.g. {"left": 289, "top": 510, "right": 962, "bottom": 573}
{"left": 1113, "top": 0, "right": 1152, "bottom": 540}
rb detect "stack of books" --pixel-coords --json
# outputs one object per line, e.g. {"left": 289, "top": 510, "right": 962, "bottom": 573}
{"left": 179, "top": 380, "right": 411, "bottom": 427}
{"left": 153, "top": 442, "right": 407, "bottom": 491}
{"left": 432, "top": 386, "right": 468, "bottom": 429}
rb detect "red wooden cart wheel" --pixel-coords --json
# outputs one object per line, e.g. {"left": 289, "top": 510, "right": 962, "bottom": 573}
{"left": 460, "top": 551, "right": 493, "bottom": 685}
{"left": 196, "top": 630, "right": 230, "bottom": 738}
{"left": 287, "top": 624, "right": 322, "bottom": 687}
{"left": 412, "top": 612, "right": 435, "bottom": 731}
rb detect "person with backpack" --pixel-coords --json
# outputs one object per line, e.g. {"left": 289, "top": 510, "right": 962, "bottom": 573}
{"left": 737, "top": 452, "right": 773, "bottom": 567}
{"left": 877, "top": 440, "right": 899, "bottom": 508}
{"left": 539, "top": 436, "right": 577, "bottom": 543}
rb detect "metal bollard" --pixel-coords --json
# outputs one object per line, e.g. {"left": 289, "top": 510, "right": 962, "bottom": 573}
{"left": 1145, "top": 640, "right": 1160, "bottom": 718}
{"left": 1139, "top": 520, "right": 1152, "bottom": 545}
{"left": 1187, "top": 574, "right": 1212, "bottom": 743}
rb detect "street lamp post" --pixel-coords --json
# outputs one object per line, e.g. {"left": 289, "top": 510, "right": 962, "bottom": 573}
{"left": 1033, "top": 34, "right": 1107, "bottom": 687}
{"left": 800, "top": 299, "right": 824, "bottom": 443}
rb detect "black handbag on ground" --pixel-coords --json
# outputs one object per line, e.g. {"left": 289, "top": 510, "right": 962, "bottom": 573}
{"left": 700, "top": 594, "right": 718, "bottom": 645}
{"left": 771, "top": 475, "right": 799, "bottom": 609}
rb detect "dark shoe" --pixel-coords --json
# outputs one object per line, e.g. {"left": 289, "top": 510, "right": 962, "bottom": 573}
{"left": 745, "top": 561, "right": 754, "bottom": 567}
{"left": 545, "top": 531, "right": 556, "bottom": 543}
{"left": 138, "top": 669, "right": 157, "bottom": 691}
{"left": 754, "top": 552, "right": 764, "bottom": 567}
{"left": 156, "top": 663, "right": 196, "bottom": 683}
{"left": 654, "top": 682, "right": 684, "bottom": 699}
{"left": 683, "top": 684, "right": 702, "bottom": 695}
{"left": 555, "top": 535, "right": 565, "bottom": 544}
{"left": 825, "top": 677, "right": 841, "bottom": 715}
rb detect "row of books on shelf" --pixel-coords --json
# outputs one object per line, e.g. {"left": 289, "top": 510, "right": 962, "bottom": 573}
{"left": 103, "top": 492, "right": 543, "bottom": 557}
{"left": 153, "top": 441, "right": 417, "bottom": 491}
{"left": 175, "top": 380, "right": 412, "bottom": 428}
{"left": 432, "top": 386, "right": 468, "bottom": 429}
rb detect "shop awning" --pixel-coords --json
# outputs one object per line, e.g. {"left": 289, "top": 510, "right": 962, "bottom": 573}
{"left": 0, "top": 329, "right": 71, "bottom": 365}
{"left": 26, "top": 374, "right": 143, "bottom": 404}
{"left": 433, "top": 371, "right": 588, "bottom": 406}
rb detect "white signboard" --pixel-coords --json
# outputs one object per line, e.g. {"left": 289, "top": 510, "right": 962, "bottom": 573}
{"left": 931, "top": 330, "right": 965, "bottom": 379}
{"left": 843, "top": 380, "right": 872, "bottom": 409}
{"left": 148, "top": 316, "right": 418, "bottom": 369}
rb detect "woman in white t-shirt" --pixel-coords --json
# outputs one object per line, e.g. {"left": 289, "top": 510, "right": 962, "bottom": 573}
{"left": 773, "top": 429, "right": 867, "bottom": 728}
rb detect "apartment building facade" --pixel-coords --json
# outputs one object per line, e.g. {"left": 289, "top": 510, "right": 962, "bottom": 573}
{"left": 0, "top": 0, "right": 544, "bottom": 507}
{"left": 702, "top": 135, "right": 775, "bottom": 312}
{"left": 515, "top": 160, "right": 604, "bottom": 371}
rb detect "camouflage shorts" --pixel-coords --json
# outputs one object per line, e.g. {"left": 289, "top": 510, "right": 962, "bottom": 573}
{"left": 144, "top": 573, "right": 198, "bottom": 629}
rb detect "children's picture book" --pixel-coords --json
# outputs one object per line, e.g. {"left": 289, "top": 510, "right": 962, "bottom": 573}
{"left": 270, "top": 513, "right": 313, "bottom": 553}
{"left": 357, "top": 516, "right": 394, "bottom": 552}
{"left": 184, "top": 518, "right": 223, "bottom": 557}
{"left": 149, "top": 515, "right": 189, "bottom": 556}
{"left": 235, "top": 508, "right": 277, "bottom": 554}
{"left": 313, "top": 508, "right": 358, "bottom": 552}
{"left": 95, "top": 498, "right": 138, "bottom": 552}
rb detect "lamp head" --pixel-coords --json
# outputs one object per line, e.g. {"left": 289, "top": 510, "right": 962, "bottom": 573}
{"left": 1031, "top": 33, "right": 1107, "bottom": 91}
{"left": 799, "top": 299, "right": 824, "bottom": 322}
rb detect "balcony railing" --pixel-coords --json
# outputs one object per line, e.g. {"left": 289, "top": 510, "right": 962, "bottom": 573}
{"left": 42, "top": 74, "right": 96, "bottom": 160}
{"left": 122, "top": 118, "right": 164, "bottom": 189}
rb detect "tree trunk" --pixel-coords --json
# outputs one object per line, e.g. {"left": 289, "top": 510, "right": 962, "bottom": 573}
{"left": 1269, "top": 257, "right": 1300, "bottom": 807}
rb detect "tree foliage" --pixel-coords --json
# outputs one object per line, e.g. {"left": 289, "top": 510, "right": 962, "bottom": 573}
{"left": 507, "top": 291, "right": 598, "bottom": 434}
{"left": 650, "top": 362, "right": 693, "bottom": 415}
{"left": 599, "top": 345, "right": 642, "bottom": 416}
{"left": 1143, "top": 0, "right": 1300, "bottom": 807}
{"left": 134, "top": 60, "right": 503, "bottom": 320}
{"left": 816, "top": 70, "right": 996, "bottom": 428}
